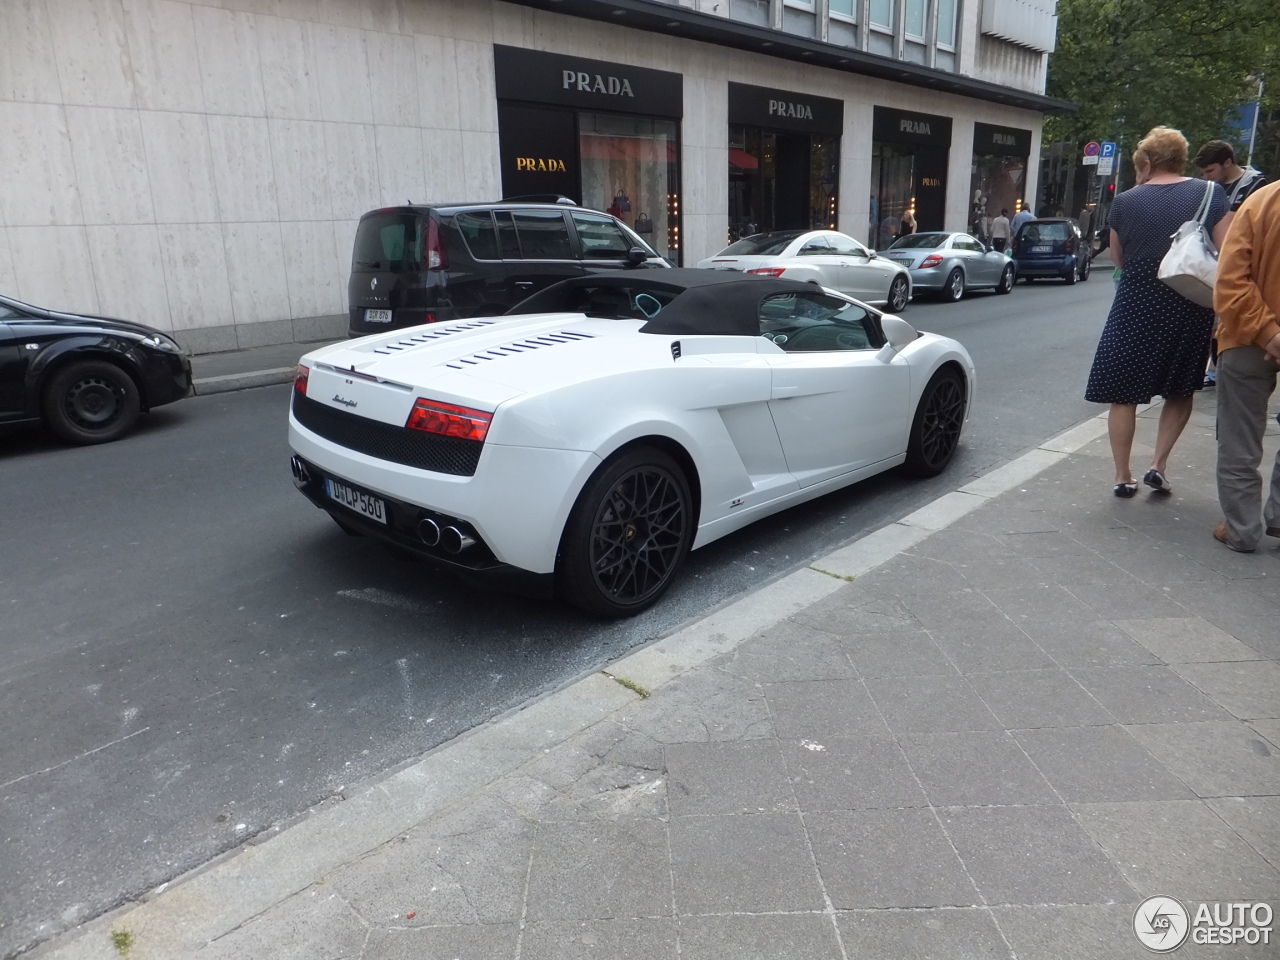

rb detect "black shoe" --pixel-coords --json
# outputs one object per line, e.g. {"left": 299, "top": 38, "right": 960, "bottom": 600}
{"left": 1114, "top": 481, "right": 1138, "bottom": 498}
{"left": 1143, "top": 469, "right": 1171, "bottom": 493}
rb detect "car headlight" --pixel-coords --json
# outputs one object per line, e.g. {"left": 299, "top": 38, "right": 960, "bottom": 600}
{"left": 141, "top": 334, "right": 183, "bottom": 353}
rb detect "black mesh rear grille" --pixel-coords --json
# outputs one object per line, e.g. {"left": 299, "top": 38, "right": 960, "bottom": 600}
{"left": 292, "top": 392, "right": 482, "bottom": 476}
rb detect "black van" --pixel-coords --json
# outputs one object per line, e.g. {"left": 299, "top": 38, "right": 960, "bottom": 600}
{"left": 347, "top": 201, "right": 669, "bottom": 336}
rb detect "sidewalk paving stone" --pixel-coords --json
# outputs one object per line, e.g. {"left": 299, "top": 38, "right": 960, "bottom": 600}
{"left": 940, "top": 804, "right": 1136, "bottom": 904}
{"left": 965, "top": 668, "right": 1115, "bottom": 729}
{"left": 1113, "top": 616, "right": 1267, "bottom": 663}
{"left": 836, "top": 907, "right": 1012, "bottom": 960}
{"left": 1011, "top": 725, "right": 1196, "bottom": 803}
{"left": 1169, "top": 660, "right": 1280, "bottom": 720}
{"left": 1073, "top": 799, "right": 1280, "bottom": 902}
{"left": 1015, "top": 618, "right": 1163, "bottom": 667}
{"left": 897, "top": 731, "right": 1058, "bottom": 806}
{"left": 1124, "top": 720, "right": 1280, "bottom": 797}
{"left": 1066, "top": 665, "right": 1234, "bottom": 723}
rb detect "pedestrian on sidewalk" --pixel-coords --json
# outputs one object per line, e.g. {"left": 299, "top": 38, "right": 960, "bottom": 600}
{"left": 990, "top": 208, "right": 1012, "bottom": 251}
{"left": 1193, "top": 140, "right": 1269, "bottom": 389}
{"left": 1084, "top": 127, "right": 1229, "bottom": 498}
{"left": 1211, "top": 180, "right": 1280, "bottom": 552}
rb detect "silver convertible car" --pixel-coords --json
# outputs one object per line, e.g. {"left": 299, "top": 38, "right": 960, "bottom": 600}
{"left": 884, "top": 232, "right": 1016, "bottom": 302}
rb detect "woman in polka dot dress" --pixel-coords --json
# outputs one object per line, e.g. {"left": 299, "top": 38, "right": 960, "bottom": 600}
{"left": 1086, "top": 127, "right": 1229, "bottom": 497}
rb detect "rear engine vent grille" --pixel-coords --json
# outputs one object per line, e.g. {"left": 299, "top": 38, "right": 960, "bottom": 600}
{"left": 292, "top": 392, "right": 482, "bottom": 476}
{"left": 444, "top": 331, "right": 595, "bottom": 370}
{"left": 371, "top": 319, "right": 500, "bottom": 355}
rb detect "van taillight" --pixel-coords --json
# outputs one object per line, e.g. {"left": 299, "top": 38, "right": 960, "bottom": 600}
{"left": 427, "top": 218, "right": 448, "bottom": 271}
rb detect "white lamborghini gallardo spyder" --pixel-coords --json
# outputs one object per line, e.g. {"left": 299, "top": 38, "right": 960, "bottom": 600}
{"left": 289, "top": 269, "right": 974, "bottom": 617}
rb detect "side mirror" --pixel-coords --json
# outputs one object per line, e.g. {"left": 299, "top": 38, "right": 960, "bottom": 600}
{"left": 624, "top": 247, "right": 648, "bottom": 268}
{"left": 867, "top": 249, "right": 878, "bottom": 258}
{"left": 880, "top": 314, "right": 917, "bottom": 350}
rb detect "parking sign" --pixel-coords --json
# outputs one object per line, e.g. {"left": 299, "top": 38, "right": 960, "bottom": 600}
{"left": 1101, "top": 141, "right": 1117, "bottom": 158}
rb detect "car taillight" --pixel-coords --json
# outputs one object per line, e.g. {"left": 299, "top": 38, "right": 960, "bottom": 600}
{"left": 1064, "top": 238, "right": 1075, "bottom": 254}
{"left": 920, "top": 254, "right": 943, "bottom": 268}
{"left": 294, "top": 364, "right": 309, "bottom": 396}
{"left": 746, "top": 267, "right": 787, "bottom": 277}
{"left": 426, "top": 217, "right": 447, "bottom": 271}
{"left": 405, "top": 398, "right": 491, "bottom": 442}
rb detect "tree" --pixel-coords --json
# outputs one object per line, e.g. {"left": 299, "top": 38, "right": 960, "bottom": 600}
{"left": 1046, "top": 0, "right": 1278, "bottom": 173}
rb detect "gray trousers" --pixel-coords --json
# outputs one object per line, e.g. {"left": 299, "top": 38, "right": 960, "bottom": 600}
{"left": 1216, "top": 345, "right": 1280, "bottom": 549}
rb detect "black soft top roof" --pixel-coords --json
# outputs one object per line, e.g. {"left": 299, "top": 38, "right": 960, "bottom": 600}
{"left": 506, "top": 268, "right": 820, "bottom": 336}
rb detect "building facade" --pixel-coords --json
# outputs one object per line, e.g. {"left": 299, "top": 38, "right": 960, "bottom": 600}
{"left": 0, "top": 0, "right": 1064, "bottom": 353}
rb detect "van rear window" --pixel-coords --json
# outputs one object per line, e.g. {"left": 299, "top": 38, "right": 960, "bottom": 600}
{"left": 353, "top": 214, "right": 424, "bottom": 271}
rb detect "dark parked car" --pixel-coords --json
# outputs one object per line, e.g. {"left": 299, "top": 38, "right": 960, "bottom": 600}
{"left": 347, "top": 200, "right": 669, "bottom": 336}
{"left": 1010, "top": 218, "right": 1091, "bottom": 284}
{"left": 0, "top": 294, "right": 191, "bottom": 444}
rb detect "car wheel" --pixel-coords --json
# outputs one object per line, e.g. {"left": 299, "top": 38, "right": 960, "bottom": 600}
{"left": 888, "top": 275, "right": 910, "bottom": 312}
{"left": 42, "top": 360, "right": 141, "bottom": 445}
{"left": 1080, "top": 257, "right": 1092, "bottom": 281}
{"left": 943, "top": 268, "right": 965, "bottom": 302}
{"left": 904, "top": 368, "right": 966, "bottom": 477}
{"left": 996, "top": 265, "right": 1015, "bottom": 295}
{"left": 558, "top": 446, "right": 692, "bottom": 618}
{"left": 1064, "top": 260, "right": 1078, "bottom": 285}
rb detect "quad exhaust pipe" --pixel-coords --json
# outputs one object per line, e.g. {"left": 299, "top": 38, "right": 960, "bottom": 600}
{"left": 417, "top": 515, "right": 475, "bottom": 554}
{"left": 440, "top": 526, "right": 476, "bottom": 555}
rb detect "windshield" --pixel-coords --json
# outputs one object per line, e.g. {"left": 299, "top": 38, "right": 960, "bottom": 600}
{"left": 352, "top": 213, "right": 425, "bottom": 271}
{"left": 718, "top": 232, "right": 803, "bottom": 256}
{"left": 1017, "top": 222, "right": 1071, "bottom": 241}
{"left": 890, "top": 233, "right": 950, "bottom": 250}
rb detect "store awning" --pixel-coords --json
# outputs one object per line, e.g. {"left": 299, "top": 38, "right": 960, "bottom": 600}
{"left": 729, "top": 148, "right": 759, "bottom": 171}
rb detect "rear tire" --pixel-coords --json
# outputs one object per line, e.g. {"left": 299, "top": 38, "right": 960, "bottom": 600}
{"left": 888, "top": 275, "right": 910, "bottom": 313}
{"left": 1080, "top": 257, "right": 1091, "bottom": 281}
{"left": 1064, "top": 260, "right": 1079, "bottom": 285}
{"left": 943, "top": 268, "right": 965, "bottom": 302}
{"left": 558, "top": 446, "right": 693, "bottom": 618}
{"left": 904, "top": 368, "right": 966, "bottom": 477}
{"left": 42, "top": 360, "right": 141, "bottom": 445}
{"left": 996, "top": 265, "right": 1015, "bottom": 295}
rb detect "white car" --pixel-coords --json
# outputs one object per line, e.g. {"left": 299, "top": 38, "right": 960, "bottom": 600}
{"left": 289, "top": 270, "right": 974, "bottom": 617}
{"left": 698, "top": 230, "right": 913, "bottom": 313}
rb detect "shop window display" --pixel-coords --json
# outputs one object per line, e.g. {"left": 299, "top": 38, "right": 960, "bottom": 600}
{"left": 579, "top": 112, "right": 681, "bottom": 261}
{"left": 970, "top": 155, "right": 1026, "bottom": 241}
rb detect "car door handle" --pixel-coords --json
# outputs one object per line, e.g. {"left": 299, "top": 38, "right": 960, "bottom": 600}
{"left": 773, "top": 385, "right": 800, "bottom": 398}
{"left": 514, "top": 281, "right": 534, "bottom": 289}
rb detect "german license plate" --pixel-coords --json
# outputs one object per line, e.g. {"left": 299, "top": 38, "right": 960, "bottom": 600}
{"left": 1030, "top": 245, "right": 1052, "bottom": 253}
{"left": 891, "top": 258, "right": 913, "bottom": 266}
{"left": 365, "top": 309, "right": 392, "bottom": 323}
{"left": 325, "top": 478, "right": 387, "bottom": 524}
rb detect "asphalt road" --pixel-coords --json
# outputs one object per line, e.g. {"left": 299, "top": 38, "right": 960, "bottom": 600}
{"left": 0, "top": 274, "right": 1115, "bottom": 957}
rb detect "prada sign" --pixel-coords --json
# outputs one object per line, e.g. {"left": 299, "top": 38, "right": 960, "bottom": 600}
{"left": 872, "top": 107, "right": 952, "bottom": 147}
{"left": 973, "top": 122, "right": 1032, "bottom": 156}
{"left": 729, "top": 82, "right": 844, "bottom": 136}
{"left": 494, "top": 46, "right": 682, "bottom": 118}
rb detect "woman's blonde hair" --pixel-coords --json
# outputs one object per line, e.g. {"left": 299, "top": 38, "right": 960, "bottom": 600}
{"left": 1137, "top": 126, "right": 1188, "bottom": 174}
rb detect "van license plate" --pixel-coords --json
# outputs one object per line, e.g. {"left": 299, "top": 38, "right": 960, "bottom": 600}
{"left": 365, "top": 309, "right": 392, "bottom": 323}
{"left": 1030, "top": 245, "right": 1052, "bottom": 253}
{"left": 325, "top": 478, "right": 387, "bottom": 524}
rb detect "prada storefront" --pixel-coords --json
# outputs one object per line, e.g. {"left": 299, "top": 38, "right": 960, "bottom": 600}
{"left": 969, "top": 122, "right": 1032, "bottom": 241}
{"left": 494, "top": 46, "right": 683, "bottom": 261}
{"left": 869, "top": 107, "right": 952, "bottom": 249}
{"left": 728, "top": 83, "right": 843, "bottom": 240}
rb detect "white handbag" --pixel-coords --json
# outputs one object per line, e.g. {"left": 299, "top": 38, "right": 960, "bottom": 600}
{"left": 1157, "top": 180, "right": 1219, "bottom": 308}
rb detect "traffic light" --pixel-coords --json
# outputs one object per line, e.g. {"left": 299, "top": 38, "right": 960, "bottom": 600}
{"left": 1107, "top": 182, "right": 1116, "bottom": 197}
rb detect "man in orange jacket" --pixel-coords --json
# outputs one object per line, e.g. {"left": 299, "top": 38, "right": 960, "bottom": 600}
{"left": 1212, "top": 181, "right": 1280, "bottom": 552}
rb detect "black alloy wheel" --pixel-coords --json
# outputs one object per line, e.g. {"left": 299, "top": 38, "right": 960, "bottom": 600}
{"left": 559, "top": 447, "right": 692, "bottom": 617}
{"left": 904, "top": 368, "right": 966, "bottom": 477}
{"left": 996, "top": 265, "right": 1015, "bottom": 295}
{"left": 943, "top": 268, "right": 965, "bottom": 302}
{"left": 888, "top": 275, "right": 910, "bottom": 312}
{"left": 42, "top": 360, "right": 141, "bottom": 445}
